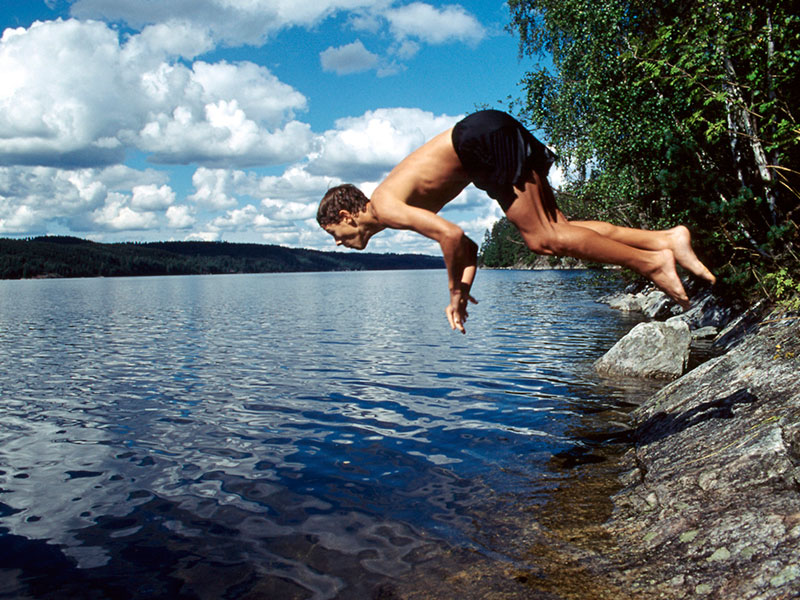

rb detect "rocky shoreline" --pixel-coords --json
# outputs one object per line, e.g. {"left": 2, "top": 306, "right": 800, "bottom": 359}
{"left": 593, "top": 283, "right": 800, "bottom": 599}
{"left": 381, "top": 280, "right": 799, "bottom": 600}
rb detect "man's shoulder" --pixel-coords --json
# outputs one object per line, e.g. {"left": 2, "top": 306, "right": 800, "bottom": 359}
{"left": 370, "top": 186, "right": 412, "bottom": 221}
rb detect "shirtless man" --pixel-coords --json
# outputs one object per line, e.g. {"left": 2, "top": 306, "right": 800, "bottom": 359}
{"left": 317, "top": 110, "right": 715, "bottom": 333}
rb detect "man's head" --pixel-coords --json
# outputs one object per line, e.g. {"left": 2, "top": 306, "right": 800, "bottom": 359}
{"left": 317, "top": 184, "right": 373, "bottom": 249}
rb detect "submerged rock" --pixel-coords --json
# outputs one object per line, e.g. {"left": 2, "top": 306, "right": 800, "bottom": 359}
{"left": 593, "top": 320, "right": 691, "bottom": 380}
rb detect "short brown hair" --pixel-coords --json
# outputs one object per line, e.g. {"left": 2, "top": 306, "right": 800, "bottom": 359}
{"left": 317, "top": 184, "right": 369, "bottom": 227}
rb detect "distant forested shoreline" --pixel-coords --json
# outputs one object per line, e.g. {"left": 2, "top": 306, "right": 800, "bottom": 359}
{"left": 0, "top": 236, "right": 443, "bottom": 280}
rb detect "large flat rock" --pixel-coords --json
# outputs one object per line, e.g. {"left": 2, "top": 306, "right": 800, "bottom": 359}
{"left": 604, "top": 313, "right": 800, "bottom": 598}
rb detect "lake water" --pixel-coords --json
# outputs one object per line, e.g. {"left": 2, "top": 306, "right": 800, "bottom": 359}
{"left": 0, "top": 269, "right": 649, "bottom": 599}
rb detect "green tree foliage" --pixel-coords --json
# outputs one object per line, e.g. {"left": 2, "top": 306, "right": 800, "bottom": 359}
{"left": 480, "top": 217, "right": 532, "bottom": 267}
{"left": 506, "top": 0, "right": 799, "bottom": 297}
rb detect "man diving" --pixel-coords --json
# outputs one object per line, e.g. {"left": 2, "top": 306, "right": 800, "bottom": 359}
{"left": 317, "top": 110, "right": 715, "bottom": 333}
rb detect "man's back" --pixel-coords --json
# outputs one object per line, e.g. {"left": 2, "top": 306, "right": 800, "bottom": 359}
{"left": 371, "top": 129, "right": 470, "bottom": 217}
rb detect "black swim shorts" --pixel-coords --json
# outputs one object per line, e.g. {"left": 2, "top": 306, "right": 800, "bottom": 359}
{"left": 451, "top": 110, "right": 557, "bottom": 212}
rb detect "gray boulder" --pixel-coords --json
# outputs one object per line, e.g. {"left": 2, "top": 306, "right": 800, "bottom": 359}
{"left": 713, "top": 299, "right": 770, "bottom": 351}
{"left": 640, "top": 290, "right": 681, "bottom": 320}
{"left": 600, "top": 287, "right": 683, "bottom": 320}
{"left": 601, "top": 291, "right": 648, "bottom": 312}
{"left": 691, "top": 325, "right": 719, "bottom": 340}
{"left": 594, "top": 320, "right": 691, "bottom": 380}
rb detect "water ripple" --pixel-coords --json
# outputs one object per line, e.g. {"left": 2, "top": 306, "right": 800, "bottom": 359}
{"left": 0, "top": 270, "right": 641, "bottom": 598}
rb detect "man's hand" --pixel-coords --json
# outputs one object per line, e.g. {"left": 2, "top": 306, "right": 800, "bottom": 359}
{"left": 446, "top": 289, "right": 478, "bottom": 334}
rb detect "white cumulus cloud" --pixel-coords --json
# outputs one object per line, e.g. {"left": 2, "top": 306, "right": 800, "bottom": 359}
{"left": 261, "top": 198, "right": 317, "bottom": 221}
{"left": 308, "top": 108, "right": 460, "bottom": 180}
{"left": 209, "top": 204, "right": 272, "bottom": 232}
{"left": 69, "top": 0, "right": 388, "bottom": 46}
{"left": 0, "top": 165, "right": 169, "bottom": 235}
{"left": 91, "top": 193, "right": 159, "bottom": 231}
{"left": 189, "top": 168, "right": 255, "bottom": 210}
{"left": 0, "top": 20, "right": 135, "bottom": 167}
{"left": 0, "top": 19, "right": 310, "bottom": 169}
{"left": 166, "top": 205, "right": 196, "bottom": 229}
{"left": 320, "top": 39, "right": 379, "bottom": 75}
{"left": 255, "top": 166, "right": 337, "bottom": 202}
{"left": 131, "top": 184, "right": 176, "bottom": 211}
{"left": 123, "top": 21, "right": 215, "bottom": 61}
{"left": 385, "top": 3, "right": 485, "bottom": 46}
{"left": 1, "top": 2, "right": 499, "bottom": 249}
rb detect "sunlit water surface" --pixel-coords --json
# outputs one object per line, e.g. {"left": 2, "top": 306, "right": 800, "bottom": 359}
{"left": 0, "top": 270, "right": 645, "bottom": 599}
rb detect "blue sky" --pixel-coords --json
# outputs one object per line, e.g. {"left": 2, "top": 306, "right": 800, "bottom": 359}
{"left": 0, "top": 0, "right": 552, "bottom": 254}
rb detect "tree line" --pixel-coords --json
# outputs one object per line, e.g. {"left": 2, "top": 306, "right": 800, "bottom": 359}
{"left": 0, "top": 236, "right": 443, "bottom": 280}
{"left": 485, "top": 0, "right": 798, "bottom": 302}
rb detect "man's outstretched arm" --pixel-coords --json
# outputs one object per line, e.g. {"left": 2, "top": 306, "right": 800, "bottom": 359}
{"left": 371, "top": 198, "right": 478, "bottom": 333}
{"left": 443, "top": 231, "right": 478, "bottom": 333}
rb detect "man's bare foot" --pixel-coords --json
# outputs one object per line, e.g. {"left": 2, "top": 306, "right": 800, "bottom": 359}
{"left": 647, "top": 249, "right": 691, "bottom": 310}
{"left": 668, "top": 226, "right": 716, "bottom": 285}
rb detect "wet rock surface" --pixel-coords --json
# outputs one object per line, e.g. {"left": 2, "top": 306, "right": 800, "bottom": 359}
{"left": 596, "top": 284, "right": 742, "bottom": 380}
{"left": 603, "top": 306, "right": 800, "bottom": 599}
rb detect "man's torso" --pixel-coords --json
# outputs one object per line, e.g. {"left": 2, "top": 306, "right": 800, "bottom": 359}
{"left": 371, "top": 129, "right": 470, "bottom": 216}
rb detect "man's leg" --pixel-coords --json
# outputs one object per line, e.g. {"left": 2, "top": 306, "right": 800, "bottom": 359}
{"left": 566, "top": 220, "right": 716, "bottom": 284}
{"left": 536, "top": 174, "right": 716, "bottom": 284}
{"left": 505, "top": 173, "right": 691, "bottom": 308}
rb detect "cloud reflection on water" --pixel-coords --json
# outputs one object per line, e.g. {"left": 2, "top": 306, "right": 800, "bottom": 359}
{"left": 0, "top": 270, "right": 637, "bottom": 597}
